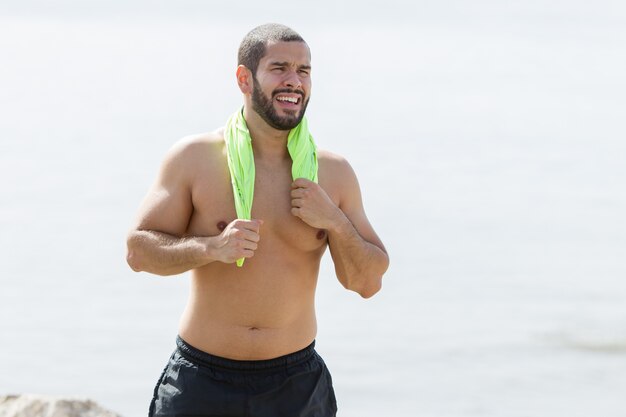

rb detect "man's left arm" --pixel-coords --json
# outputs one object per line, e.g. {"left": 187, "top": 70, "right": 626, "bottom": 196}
{"left": 290, "top": 158, "right": 389, "bottom": 298}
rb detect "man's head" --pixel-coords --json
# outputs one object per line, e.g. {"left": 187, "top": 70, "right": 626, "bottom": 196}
{"left": 237, "top": 24, "right": 311, "bottom": 130}
{"left": 238, "top": 23, "right": 305, "bottom": 78}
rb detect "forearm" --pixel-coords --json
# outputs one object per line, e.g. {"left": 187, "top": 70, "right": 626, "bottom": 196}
{"left": 328, "top": 214, "right": 389, "bottom": 298}
{"left": 126, "top": 230, "right": 216, "bottom": 276}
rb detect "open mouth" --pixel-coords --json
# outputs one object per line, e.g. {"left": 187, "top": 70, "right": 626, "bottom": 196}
{"left": 275, "top": 94, "right": 301, "bottom": 106}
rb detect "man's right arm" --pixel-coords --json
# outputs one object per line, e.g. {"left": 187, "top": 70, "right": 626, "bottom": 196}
{"left": 126, "top": 138, "right": 261, "bottom": 276}
{"left": 126, "top": 230, "right": 216, "bottom": 276}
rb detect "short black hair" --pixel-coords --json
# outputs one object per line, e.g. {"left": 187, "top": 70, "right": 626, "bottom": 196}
{"left": 238, "top": 23, "right": 306, "bottom": 76}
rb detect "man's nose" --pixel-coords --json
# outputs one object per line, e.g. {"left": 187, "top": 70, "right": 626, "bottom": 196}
{"left": 283, "top": 71, "right": 302, "bottom": 89}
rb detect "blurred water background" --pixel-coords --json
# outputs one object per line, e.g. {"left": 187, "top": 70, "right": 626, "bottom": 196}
{"left": 1, "top": 1, "right": 625, "bottom": 416}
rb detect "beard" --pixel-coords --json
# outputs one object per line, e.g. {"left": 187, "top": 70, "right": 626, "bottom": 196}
{"left": 251, "top": 76, "right": 309, "bottom": 131}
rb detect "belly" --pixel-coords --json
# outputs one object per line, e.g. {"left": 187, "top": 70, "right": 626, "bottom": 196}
{"left": 178, "top": 237, "right": 325, "bottom": 360}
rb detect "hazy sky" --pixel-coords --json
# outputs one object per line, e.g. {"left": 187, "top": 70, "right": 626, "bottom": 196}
{"left": 2, "top": 0, "right": 625, "bottom": 25}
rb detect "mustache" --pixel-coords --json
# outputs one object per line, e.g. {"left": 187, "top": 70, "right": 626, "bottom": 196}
{"left": 272, "top": 88, "right": 305, "bottom": 98}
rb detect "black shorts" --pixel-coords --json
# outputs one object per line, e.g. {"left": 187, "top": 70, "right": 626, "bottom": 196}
{"left": 149, "top": 336, "right": 338, "bottom": 417}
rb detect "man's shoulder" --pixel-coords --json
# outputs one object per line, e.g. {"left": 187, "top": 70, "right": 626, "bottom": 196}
{"left": 317, "top": 148, "right": 359, "bottom": 197}
{"left": 164, "top": 128, "right": 226, "bottom": 164}
{"left": 155, "top": 129, "right": 226, "bottom": 184}
{"left": 317, "top": 148, "right": 348, "bottom": 166}
{"left": 317, "top": 149, "right": 353, "bottom": 175}
{"left": 170, "top": 128, "right": 224, "bottom": 154}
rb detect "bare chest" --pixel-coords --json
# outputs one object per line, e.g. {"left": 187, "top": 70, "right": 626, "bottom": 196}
{"left": 187, "top": 159, "right": 327, "bottom": 252}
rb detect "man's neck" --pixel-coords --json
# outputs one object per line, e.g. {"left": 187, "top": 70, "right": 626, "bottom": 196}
{"left": 243, "top": 106, "right": 291, "bottom": 162}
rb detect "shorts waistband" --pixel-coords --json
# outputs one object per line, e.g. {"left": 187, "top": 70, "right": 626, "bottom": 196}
{"left": 175, "top": 335, "right": 316, "bottom": 371}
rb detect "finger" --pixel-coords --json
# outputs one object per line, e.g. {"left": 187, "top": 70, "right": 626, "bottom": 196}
{"left": 241, "top": 240, "right": 258, "bottom": 251}
{"left": 242, "top": 229, "right": 261, "bottom": 242}
{"left": 291, "top": 198, "right": 304, "bottom": 208}
{"left": 291, "top": 207, "right": 301, "bottom": 217}
{"left": 292, "top": 178, "right": 311, "bottom": 188}
{"left": 241, "top": 249, "right": 255, "bottom": 259}
{"left": 290, "top": 188, "right": 305, "bottom": 198}
{"left": 242, "top": 223, "right": 260, "bottom": 234}
{"left": 237, "top": 219, "right": 262, "bottom": 233}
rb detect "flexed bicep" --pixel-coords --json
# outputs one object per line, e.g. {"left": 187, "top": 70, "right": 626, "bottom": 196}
{"left": 132, "top": 142, "right": 195, "bottom": 237}
{"left": 126, "top": 138, "right": 219, "bottom": 275}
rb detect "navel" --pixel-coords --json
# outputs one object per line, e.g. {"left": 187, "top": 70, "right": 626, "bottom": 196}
{"left": 217, "top": 221, "right": 228, "bottom": 231}
{"left": 316, "top": 229, "right": 327, "bottom": 240}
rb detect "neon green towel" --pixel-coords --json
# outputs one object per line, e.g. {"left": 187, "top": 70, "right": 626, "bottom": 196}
{"left": 224, "top": 108, "right": 318, "bottom": 266}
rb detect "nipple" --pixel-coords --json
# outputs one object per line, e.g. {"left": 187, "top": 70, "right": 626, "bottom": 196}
{"left": 217, "top": 221, "right": 227, "bottom": 231}
{"left": 316, "top": 229, "right": 327, "bottom": 240}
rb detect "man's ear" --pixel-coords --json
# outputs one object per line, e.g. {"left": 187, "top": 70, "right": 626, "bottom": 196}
{"left": 236, "top": 65, "right": 253, "bottom": 94}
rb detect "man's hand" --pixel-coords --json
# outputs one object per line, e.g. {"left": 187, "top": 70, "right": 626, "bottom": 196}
{"left": 211, "top": 219, "right": 263, "bottom": 264}
{"left": 290, "top": 178, "right": 343, "bottom": 230}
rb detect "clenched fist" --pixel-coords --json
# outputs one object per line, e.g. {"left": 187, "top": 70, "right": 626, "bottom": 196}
{"left": 212, "top": 219, "right": 263, "bottom": 264}
{"left": 291, "top": 178, "right": 342, "bottom": 229}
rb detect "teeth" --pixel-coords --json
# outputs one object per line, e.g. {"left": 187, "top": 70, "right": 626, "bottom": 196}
{"left": 277, "top": 96, "right": 298, "bottom": 104}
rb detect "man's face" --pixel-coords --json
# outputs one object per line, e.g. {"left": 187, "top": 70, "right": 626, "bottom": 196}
{"left": 250, "top": 41, "right": 312, "bottom": 130}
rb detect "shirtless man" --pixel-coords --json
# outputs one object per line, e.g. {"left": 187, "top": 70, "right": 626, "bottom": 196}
{"left": 126, "top": 23, "right": 389, "bottom": 417}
